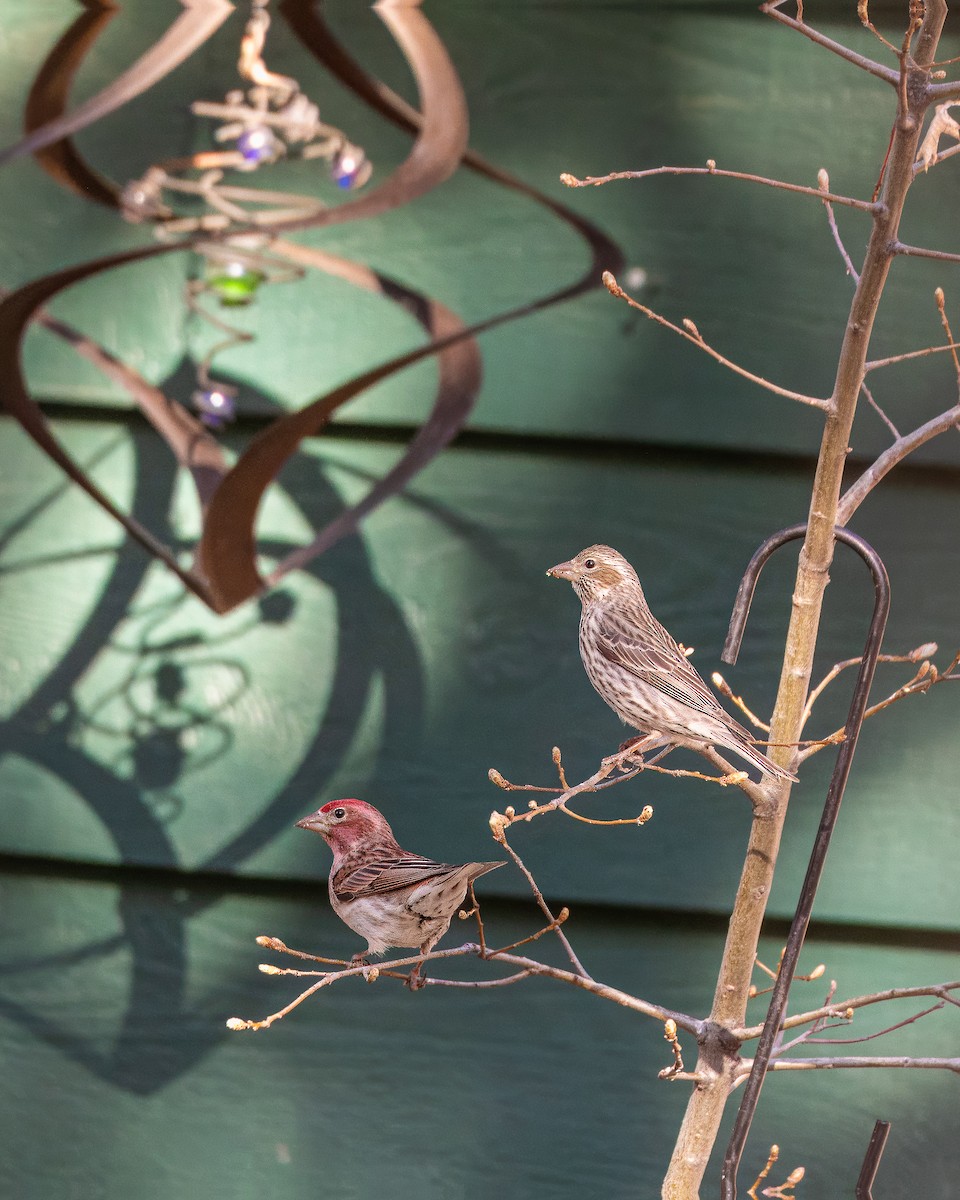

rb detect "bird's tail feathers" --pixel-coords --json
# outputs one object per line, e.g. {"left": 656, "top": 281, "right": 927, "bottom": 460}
{"left": 729, "top": 737, "right": 799, "bottom": 784}
{"left": 469, "top": 861, "right": 506, "bottom": 879}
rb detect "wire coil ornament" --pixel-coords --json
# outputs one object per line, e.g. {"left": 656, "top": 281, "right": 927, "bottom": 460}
{"left": 118, "top": 0, "right": 371, "bottom": 431}
{"left": 122, "top": 0, "right": 370, "bottom": 233}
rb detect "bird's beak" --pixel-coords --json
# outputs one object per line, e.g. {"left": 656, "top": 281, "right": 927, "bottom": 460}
{"left": 294, "top": 811, "right": 326, "bottom": 832}
{"left": 546, "top": 559, "right": 578, "bottom": 581}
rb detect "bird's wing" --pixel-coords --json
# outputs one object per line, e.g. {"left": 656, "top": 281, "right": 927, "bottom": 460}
{"left": 332, "top": 854, "right": 464, "bottom": 902}
{"left": 594, "top": 603, "right": 725, "bottom": 718}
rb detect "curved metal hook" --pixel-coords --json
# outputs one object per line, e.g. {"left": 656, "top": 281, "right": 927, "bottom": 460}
{"left": 720, "top": 523, "right": 890, "bottom": 1200}
{"left": 856, "top": 1119, "right": 892, "bottom": 1199}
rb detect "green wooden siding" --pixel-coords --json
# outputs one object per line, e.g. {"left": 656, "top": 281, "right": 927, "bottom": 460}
{"left": 3, "top": 2, "right": 959, "bottom": 464}
{"left": 2, "top": 415, "right": 958, "bottom": 929}
{"left": 1, "top": 4, "right": 958, "bottom": 1199}
{"left": 0, "top": 870, "right": 956, "bottom": 1199}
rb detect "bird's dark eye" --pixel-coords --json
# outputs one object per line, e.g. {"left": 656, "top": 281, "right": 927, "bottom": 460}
{"left": 584, "top": 558, "right": 596, "bottom": 570}
{"left": 333, "top": 807, "right": 346, "bottom": 820}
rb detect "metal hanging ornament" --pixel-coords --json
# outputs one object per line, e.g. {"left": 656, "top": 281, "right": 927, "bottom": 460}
{"left": 120, "top": 0, "right": 371, "bottom": 232}
{"left": 116, "top": 0, "right": 371, "bottom": 431}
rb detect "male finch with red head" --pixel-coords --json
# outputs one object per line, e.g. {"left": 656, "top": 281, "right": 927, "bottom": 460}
{"left": 547, "top": 544, "right": 797, "bottom": 783}
{"left": 295, "top": 799, "right": 503, "bottom": 987}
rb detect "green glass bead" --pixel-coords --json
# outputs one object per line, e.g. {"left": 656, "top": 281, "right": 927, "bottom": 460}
{"left": 206, "top": 264, "right": 265, "bottom": 306}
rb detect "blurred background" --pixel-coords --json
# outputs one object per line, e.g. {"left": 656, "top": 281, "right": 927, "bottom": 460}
{"left": 0, "top": 1, "right": 957, "bottom": 1196}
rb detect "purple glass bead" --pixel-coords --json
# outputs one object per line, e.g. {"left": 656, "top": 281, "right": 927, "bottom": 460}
{"left": 192, "top": 386, "right": 236, "bottom": 430}
{"left": 235, "top": 126, "right": 281, "bottom": 165}
{"left": 330, "top": 147, "right": 365, "bottom": 189}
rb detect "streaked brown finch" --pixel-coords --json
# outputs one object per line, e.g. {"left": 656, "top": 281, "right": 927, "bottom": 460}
{"left": 295, "top": 799, "right": 503, "bottom": 987}
{"left": 547, "top": 544, "right": 797, "bottom": 783}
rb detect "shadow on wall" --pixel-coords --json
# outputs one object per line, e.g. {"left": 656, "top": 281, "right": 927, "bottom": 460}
{"left": 0, "top": 392, "right": 433, "bottom": 1091}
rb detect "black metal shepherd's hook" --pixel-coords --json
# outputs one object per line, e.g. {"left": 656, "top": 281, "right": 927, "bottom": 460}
{"left": 719, "top": 523, "right": 891, "bottom": 1200}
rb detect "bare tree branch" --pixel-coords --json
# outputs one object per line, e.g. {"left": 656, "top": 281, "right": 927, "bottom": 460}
{"left": 760, "top": 0, "right": 899, "bottom": 85}
{"left": 838, "top": 407, "right": 960, "bottom": 522}
{"left": 931, "top": 79, "right": 960, "bottom": 103}
{"left": 659, "top": 1019, "right": 687, "bottom": 1079}
{"left": 798, "top": 659, "right": 960, "bottom": 764}
{"left": 489, "top": 740, "right": 751, "bottom": 841}
{"left": 832, "top": 287, "right": 960, "bottom": 520}
{"left": 738, "top": 1056, "right": 960, "bottom": 1078}
{"left": 711, "top": 673, "right": 772, "bottom": 733}
{"left": 426, "top": 971, "right": 533, "bottom": 989}
{"left": 799, "top": 647, "right": 960, "bottom": 762}
{"left": 818, "top": 168, "right": 862, "bottom": 283}
{"left": 800, "top": 1001, "right": 948, "bottom": 1045}
{"left": 861, "top": 380, "right": 901, "bottom": 437}
{"left": 913, "top": 139, "right": 960, "bottom": 172}
{"left": 493, "top": 831, "right": 590, "bottom": 978}
{"left": 801, "top": 644, "right": 937, "bottom": 728}
{"left": 857, "top": 0, "right": 901, "bottom": 57}
{"left": 561, "top": 162, "right": 878, "bottom": 212}
{"left": 892, "top": 240, "right": 960, "bottom": 264}
{"left": 227, "top": 938, "right": 703, "bottom": 1034}
{"left": 601, "top": 272, "right": 830, "bottom": 410}
{"left": 934, "top": 285, "right": 960, "bottom": 383}
{"left": 866, "top": 340, "right": 960, "bottom": 371}
{"left": 735, "top": 981, "right": 960, "bottom": 1042}
{"left": 747, "top": 1145, "right": 805, "bottom": 1200}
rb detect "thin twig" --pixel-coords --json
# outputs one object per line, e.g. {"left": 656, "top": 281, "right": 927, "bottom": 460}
{"left": 857, "top": 0, "right": 900, "bottom": 56}
{"left": 892, "top": 240, "right": 960, "bottom": 265}
{"left": 230, "top": 938, "right": 702, "bottom": 1033}
{"left": 602, "top": 273, "right": 829, "bottom": 409}
{"left": 760, "top": 1, "right": 899, "bottom": 85}
{"left": 838, "top": 408, "right": 960, "bottom": 522}
{"left": 454, "top": 948, "right": 699, "bottom": 1031}
{"left": 227, "top": 944, "right": 481, "bottom": 1030}
{"left": 862, "top": 380, "right": 901, "bottom": 438}
{"left": 801, "top": 1001, "right": 946, "bottom": 1045}
{"left": 748, "top": 951, "right": 825, "bottom": 999}
{"left": 711, "top": 673, "right": 771, "bottom": 733}
{"left": 818, "top": 169, "right": 861, "bottom": 282}
{"left": 776, "top": 989, "right": 950, "bottom": 1054}
{"left": 747, "top": 1145, "right": 804, "bottom": 1200}
{"left": 658, "top": 1019, "right": 686, "bottom": 1080}
{"left": 490, "top": 742, "right": 750, "bottom": 839}
{"left": 547, "top": 744, "right": 662, "bottom": 820}
{"left": 866, "top": 340, "right": 960, "bottom": 371}
{"left": 425, "top": 971, "right": 534, "bottom": 989}
{"left": 562, "top": 805, "right": 655, "bottom": 827}
{"left": 253, "top": 936, "right": 348, "bottom": 966}
{"left": 562, "top": 163, "right": 880, "bottom": 211}
{"left": 491, "top": 746, "right": 656, "bottom": 824}
{"left": 799, "top": 649, "right": 960, "bottom": 761}
{"left": 488, "top": 743, "right": 644, "bottom": 818}
{"left": 493, "top": 833, "right": 590, "bottom": 978}
{"left": 747, "top": 1146, "right": 780, "bottom": 1200}
{"left": 774, "top": 1018, "right": 852, "bottom": 1055}
{"left": 774, "top": 978, "right": 841, "bottom": 1052}
{"left": 487, "top": 912, "right": 572, "bottom": 957}
{"left": 631, "top": 761, "right": 748, "bottom": 786}
{"left": 738, "top": 1056, "right": 960, "bottom": 1078}
{"left": 735, "top": 981, "right": 960, "bottom": 1042}
{"left": 935, "top": 287, "right": 960, "bottom": 384}
{"left": 801, "top": 644, "right": 936, "bottom": 727}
